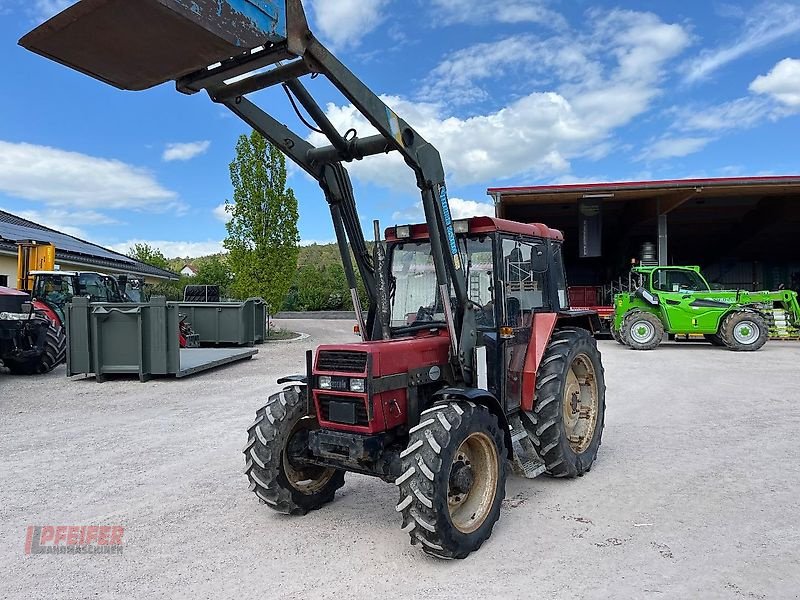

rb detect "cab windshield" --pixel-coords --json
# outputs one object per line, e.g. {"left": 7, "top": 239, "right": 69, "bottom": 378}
{"left": 34, "top": 275, "right": 76, "bottom": 306}
{"left": 389, "top": 237, "right": 494, "bottom": 329}
{"left": 651, "top": 269, "right": 709, "bottom": 293}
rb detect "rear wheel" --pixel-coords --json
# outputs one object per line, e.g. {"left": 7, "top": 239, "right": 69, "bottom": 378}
{"left": 5, "top": 321, "right": 66, "bottom": 375}
{"left": 527, "top": 328, "right": 606, "bottom": 478}
{"left": 720, "top": 311, "right": 768, "bottom": 352}
{"left": 244, "top": 386, "right": 345, "bottom": 515}
{"left": 621, "top": 311, "right": 664, "bottom": 350}
{"left": 396, "top": 402, "right": 507, "bottom": 559}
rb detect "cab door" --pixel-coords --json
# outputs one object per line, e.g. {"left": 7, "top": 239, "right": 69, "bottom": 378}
{"left": 499, "top": 237, "right": 549, "bottom": 412}
{"left": 650, "top": 269, "right": 726, "bottom": 333}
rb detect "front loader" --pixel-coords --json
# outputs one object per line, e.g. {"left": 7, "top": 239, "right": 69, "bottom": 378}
{"left": 22, "top": 0, "right": 607, "bottom": 558}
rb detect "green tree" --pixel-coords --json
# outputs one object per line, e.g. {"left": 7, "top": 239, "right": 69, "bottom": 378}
{"left": 129, "top": 243, "right": 170, "bottom": 271}
{"left": 224, "top": 131, "right": 299, "bottom": 312}
{"left": 194, "top": 255, "right": 233, "bottom": 296}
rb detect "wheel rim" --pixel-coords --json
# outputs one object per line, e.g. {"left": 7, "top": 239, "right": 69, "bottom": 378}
{"left": 733, "top": 320, "right": 759, "bottom": 345}
{"left": 282, "top": 418, "right": 337, "bottom": 495}
{"left": 629, "top": 320, "right": 655, "bottom": 344}
{"left": 562, "top": 354, "right": 600, "bottom": 454}
{"left": 447, "top": 432, "right": 499, "bottom": 534}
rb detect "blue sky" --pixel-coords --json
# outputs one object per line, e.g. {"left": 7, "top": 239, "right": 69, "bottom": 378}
{"left": 0, "top": 0, "right": 799, "bottom": 257}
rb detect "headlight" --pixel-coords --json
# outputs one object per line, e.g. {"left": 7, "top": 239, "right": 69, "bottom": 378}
{"left": 453, "top": 219, "right": 470, "bottom": 234}
{"left": 395, "top": 225, "right": 411, "bottom": 239}
{"left": 319, "top": 376, "right": 332, "bottom": 390}
{"left": 349, "top": 378, "right": 366, "bottom": 393}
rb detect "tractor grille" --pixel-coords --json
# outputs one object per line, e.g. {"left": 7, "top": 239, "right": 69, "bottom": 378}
{"left": 318, "top": 394, "right": 369, "bottom": 427}
{"left": 317, "top": 350, "right": 368, "bottom": 373}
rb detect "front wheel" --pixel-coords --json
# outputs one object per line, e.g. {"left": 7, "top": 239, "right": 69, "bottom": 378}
{"left": 5, "top": 321, "right": 66, "bottom": 375}
{"left": 396, "top": 402, "right": 507, "bottom": 559}
{"left": 527, "top": 327, "right": 606, "bottom": 478}
{"left": 244, "top": 386, "right": 345, "bottom": 515}
{"left": 720, "top": 312, "right": 768, "bottom": 352}
{"left": 621, "top": 311, "right": 664, "bottom": 350}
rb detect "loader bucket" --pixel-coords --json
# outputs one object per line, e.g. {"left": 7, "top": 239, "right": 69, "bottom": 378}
{"left": 19, "top": 0, "right": 288, "bottom": 91}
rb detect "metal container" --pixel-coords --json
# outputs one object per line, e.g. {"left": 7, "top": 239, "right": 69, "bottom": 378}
{"left": 65, "top": 296, "right": 259, "bottom": 382}
{"left": 178, "top": 298, "right": 267, "bottom": 346}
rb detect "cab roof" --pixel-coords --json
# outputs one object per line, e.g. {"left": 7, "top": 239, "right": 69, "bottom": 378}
{"left": 385, "top": 216, "right": 563, "bottom": 242}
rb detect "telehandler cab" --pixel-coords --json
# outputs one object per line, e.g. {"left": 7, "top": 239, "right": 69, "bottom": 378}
{"left": 22, "top": 0, "right": 607, "bottom": 558}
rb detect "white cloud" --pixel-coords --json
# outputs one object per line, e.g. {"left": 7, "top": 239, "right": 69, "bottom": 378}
{"left": 750, "top": 58, "right": 800, "bottom": 108}
{"left": 640, "top": 137, "right": 713, "bottom": 161}
{"left": 683, "top": 2, "right": 800, "bottom": 83}
{"left": 162, "top": 141, "right": 211, "bottom": 162}
{"left": 213, "top": 203, "right": 232, "bottom": 223}
{"left": 300, "top": 239, "right": 337, "bottom": 246}
{"left": 308, "top": 0, "right": 389, "bottom": 50}
{"left": 392, "top": 197, "right": 494, "bottom": 222}
{"left": 313, "top": 11, "right": 689, "bottom": 188}
{"left": 0, "top": 141, "right": 179, "bottom": 211}
{"left": 107, "top": 240, "right": 224, "bottom": 259}
{"left": 430, "top": 0, "right": 567, "bottom": 30}
{"left": 675, "top": 97, "right": 770, "bottom": 132}
{"left": 427, "top": 10, "right": 688, "bottom": 106}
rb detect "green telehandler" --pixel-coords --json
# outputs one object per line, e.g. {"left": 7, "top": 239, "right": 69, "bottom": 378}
{"left": 612, "top": 265, "right": 800, "bottom": 351}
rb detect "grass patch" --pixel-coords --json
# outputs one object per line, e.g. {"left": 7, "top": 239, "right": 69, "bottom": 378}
{"left": 265, "top": 328, "right": 298, "bottom": 341}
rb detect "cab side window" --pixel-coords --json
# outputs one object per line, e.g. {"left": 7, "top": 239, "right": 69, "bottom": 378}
{"left": 502, "top": 239, "right": 548, "bottom": 327}
{"left": 78, "top": 274, "right": 109, "bottom": 301}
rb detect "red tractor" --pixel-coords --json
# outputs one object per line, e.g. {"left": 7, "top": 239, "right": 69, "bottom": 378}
{"left": 0, "top": 286, "right": 65, "bottom": 375}
{"left": 22, "top": 0, "right": 607, "bottom": 558}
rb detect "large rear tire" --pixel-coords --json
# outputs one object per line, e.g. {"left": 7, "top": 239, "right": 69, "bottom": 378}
{"left": 621, "top": 310, "right": 664, "bottom": 350}
{"left": 527, "top": 328, "right": 606, "bottom": 478}
{"left": 396, "top": 401, "right": 507, "bottom": 560}
{"left": 5, "top": 321, "right": 66, "bottom": 375}
{"left": 720, "top": 311, "right": 768, "bottom": 352}
{"left": 244, "top": 386, "right": 345, "bottom": 515}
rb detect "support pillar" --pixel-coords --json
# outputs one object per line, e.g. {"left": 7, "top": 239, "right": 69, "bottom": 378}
{"left": 657, "top": 213, "right": 668, "bottom": 266}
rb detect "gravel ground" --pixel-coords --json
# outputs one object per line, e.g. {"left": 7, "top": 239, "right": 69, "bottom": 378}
{"left": 1, "top": 319, "right": 798, "bottom": 600}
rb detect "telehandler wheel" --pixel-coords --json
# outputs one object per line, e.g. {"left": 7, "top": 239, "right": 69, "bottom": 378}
{"left": 244, "top": 386, "right": 344, "bottom": 515}
{"left": 704, "top": 333, "right": 725, "bottom": 347}
{"left": 396, "top": 401, "right": 507, "bottom": 560}
{"left": 527, "top": 328, "right": 606, "bottom": 478}
{"left": 720, "top": 311, "right": 768, "bottom": 352}
{"left": 621, "top": 310, "right": 664, "bottom": 350}
{"left": 5, "top": 321, "right": 66, "bottom": 375}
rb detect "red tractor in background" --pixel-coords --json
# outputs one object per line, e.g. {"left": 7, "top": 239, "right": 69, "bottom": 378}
{"left": 0, "top": 285, "right": 65, "bottom": 375}
{"left": 22, "top": 0, "right": 607, "bottom": 558}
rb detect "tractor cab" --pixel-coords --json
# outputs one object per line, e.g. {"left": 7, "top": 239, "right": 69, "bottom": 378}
{"left": 31, "top": 271, "right": 128, "bottom": 323}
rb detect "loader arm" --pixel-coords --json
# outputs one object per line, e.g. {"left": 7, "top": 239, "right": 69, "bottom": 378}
{"left": 20, "top": 0, "right": 476, "bottom": 384}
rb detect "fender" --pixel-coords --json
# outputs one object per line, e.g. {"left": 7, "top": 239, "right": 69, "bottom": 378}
{"left": 520, "top": 313, "right": 559, "bottom": 412}
{"left": 432, "top": 387, "right": 512, "bottom": 459}
{"left": 31, "top": 299, "right": 62, "bottom": 328}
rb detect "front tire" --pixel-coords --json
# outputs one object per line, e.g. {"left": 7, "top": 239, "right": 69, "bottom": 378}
{"left": 527, "top": 328, "right": 606, "bottom": 478}
{"left": 5, "top": 321, "right": 66, "bottom": 375}
{"left": 396, "top": 402, "right": 507, "bottom": 559}
{"left": 244, "top": 386, "right": 345, "bottom": 515}
{"left": 621, "top": 311, "right": 664, "bottom": 350}
{"left": 720, "top": 311, "right": 768, "bottom": 352}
